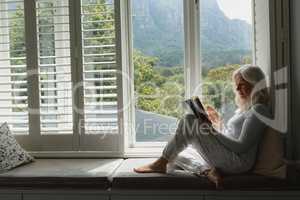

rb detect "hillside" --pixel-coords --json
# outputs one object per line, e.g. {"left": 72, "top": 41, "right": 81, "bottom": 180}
{"left": 132, "top": 0, "right": 253, "bottom": 69}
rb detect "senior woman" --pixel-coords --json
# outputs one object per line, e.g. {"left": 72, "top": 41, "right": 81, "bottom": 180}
{"left": 134, "top": 65, "right": 271, "bottom": 182}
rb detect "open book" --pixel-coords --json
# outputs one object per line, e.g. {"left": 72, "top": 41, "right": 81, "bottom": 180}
{"left": 184, "top": 96, "right": 211, "bottom": 124}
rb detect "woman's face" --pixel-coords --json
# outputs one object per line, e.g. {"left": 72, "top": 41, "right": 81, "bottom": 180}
{"left": 234, "top": 74, "right": 253, "bottom": 99}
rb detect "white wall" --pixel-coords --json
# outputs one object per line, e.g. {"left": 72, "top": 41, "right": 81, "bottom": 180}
{"left": 290, "top": 0, "right": 300, "bottom": 160}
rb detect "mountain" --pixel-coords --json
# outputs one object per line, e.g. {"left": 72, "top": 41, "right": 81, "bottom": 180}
{"left": 132, "top": 0, "right": 184, "bottom": 67}
{"left": 200, "top": 0, "right": 252, "bottom": 51}
{"left": 132, "top": 0, "right": 252, "bottom": 69}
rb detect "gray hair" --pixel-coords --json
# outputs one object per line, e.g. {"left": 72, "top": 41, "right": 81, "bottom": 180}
{"left": 233, "top": 65, "right": 269, "bottom": 110}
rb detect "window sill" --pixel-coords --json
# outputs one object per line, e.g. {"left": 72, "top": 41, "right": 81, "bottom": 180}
{"left": 124, "top": 147, "right": 163, "bottom": 158}
{"left": 29, "top": 151, "right": 123, "bottom": 158}
{"left": 29, "top": 148, "right": 163, "bottom": 158}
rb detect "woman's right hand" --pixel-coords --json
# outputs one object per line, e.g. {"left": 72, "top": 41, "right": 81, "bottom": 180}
{"left": 206, "top": 106, "right": 220, "bottom": 123}
{"left": 206, "top": 105, "right": 223, "bottom": 132}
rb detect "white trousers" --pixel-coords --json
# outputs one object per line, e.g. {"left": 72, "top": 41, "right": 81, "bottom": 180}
{"left": 162, "top": 114, "right": 255, "bottom": 174}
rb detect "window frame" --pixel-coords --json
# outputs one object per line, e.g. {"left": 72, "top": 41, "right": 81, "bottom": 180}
{"left": 7, "top": 0, "right": 123, "bottom": 155}
{"left": 123, "top": 0, "right": 257, "bottom": 156}
{"left": 122, "top": 0, "right": 201, "bottom": 155}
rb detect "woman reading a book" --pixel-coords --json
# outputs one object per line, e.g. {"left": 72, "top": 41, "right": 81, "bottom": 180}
{"left": 134, "top": 65, "right": 271, "bottom": 185}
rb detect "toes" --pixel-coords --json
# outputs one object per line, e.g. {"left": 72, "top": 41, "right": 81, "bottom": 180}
{"left": 134, "top": 166, "right": 150, "bottom": 173}
{"left": 133, "top": 167, "right": 144, "bottom": 173}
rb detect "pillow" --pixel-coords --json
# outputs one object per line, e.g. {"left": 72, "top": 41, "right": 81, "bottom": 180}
{"left": 253, "top": 127, "right": 287, "bottom": 179}
{"left": 0, "top": 123, "right": 34, "bottom": 172}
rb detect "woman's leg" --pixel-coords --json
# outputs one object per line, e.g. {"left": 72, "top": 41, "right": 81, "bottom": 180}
{"left": 162, "top": 114, "right": 199, "bottom": 160}
{"left": 134, "top": 115, "right": 199, "bottom": 173}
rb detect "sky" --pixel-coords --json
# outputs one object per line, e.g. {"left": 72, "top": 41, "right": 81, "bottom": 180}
{"left": 217, "top": 0, "right": 253, "bottom": 24}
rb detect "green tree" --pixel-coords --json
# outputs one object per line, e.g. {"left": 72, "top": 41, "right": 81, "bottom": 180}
{"left": 133, "top": 50, "right": 185, "bottom": 118}
{"left": 82, "top": 0, "right": 116, "bottom": 104}
{"left": 203, "top": 64, "right": 239, "bottom": 112}
{"left": 9, "top": 6, "right": 27, "bottom": 110}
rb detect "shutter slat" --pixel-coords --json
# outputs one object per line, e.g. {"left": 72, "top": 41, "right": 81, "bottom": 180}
{"left": 40, "top": 64, "right": 71, "bottom": 68}
{"left": 82, "top": 19, "right": 114, "bottom": 24}
{"left": 85, "top": 94, "right": 117, "bottom": 98}
{"left": 84, "top": 77, "right": 116, "bottom": 81}
{"left": 0, "top": 104, "right": 28, "bottom": 109}
{"left": 40, "top": 71, "right": 71, "bottom": 75}
{"left": 85, "top": 86, "right": 117, "bottom": 90}
{"left": 83, "top": 62, "right": 116, "bottom": 65}
{"left": 83, "top": 36, "right": 114, "bottom": 41}
{"left": 83, "top": 28, "right": 114, "bottom": 32}
{"left": 83, "top": 44, "right": 115, "bottom": 49}
{"left": 0, "top": 81, "right": 27, "bottom": 85}
{"left": 83, "top": 52, "right": 115, "bottom": 57}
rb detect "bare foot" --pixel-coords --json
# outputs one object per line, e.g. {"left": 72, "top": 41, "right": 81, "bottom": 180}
{"left": 205, "top": 168, "right": 224, "bottom": 189}
{"left": 134, "top": 158, "right": 168, "bottom": 173}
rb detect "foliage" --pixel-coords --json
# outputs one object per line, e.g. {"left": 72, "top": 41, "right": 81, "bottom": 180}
{"left": 133, "top": 50, "right": 185, "bottom": 118}
{"left": 133, "top": 50, "right": 243, "bottom": 119}
{"left": 81, "top": 0, "right": 116, "bottom": 103}
{"left": 9, "top": 8, "right": 25, "bottom": 64}
{"left": 206, "top": 64, "right": 240, "bottom": 82}
{"left": 202, "top": 65, "right": 240, "bottom": 115}
{"left": 9, "top": 6, "right": 27, "bottom": 109}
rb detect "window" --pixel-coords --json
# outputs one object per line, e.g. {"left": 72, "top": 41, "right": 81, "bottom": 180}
{"left": 128, "top": 0, "right": 254, "bottom": 149}
{"left": 0, "top": 0, "right": 120, "bottom": 153}
{"left": 131, "top": 0, "right": 185, "bottom": 144}
{"left": 200, "top": 0, "right": 254, "bottom": 121}
{"left": 0, "top": 0, "right": 272, "bottom": 156}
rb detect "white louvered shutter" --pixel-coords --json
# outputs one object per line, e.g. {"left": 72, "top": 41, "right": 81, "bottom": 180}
{"left": 0, "top": 0, "right": 121, "bottom": 152}
{"left": 36, "top": 0, "right": 73, "bottom": 135}
{"left": 0, "top": 0, "right": 28, "bottom": 134}
{"left": 81, "top": 1, "right": 118, "bottom": 133}
{"left": 79, "top": 0, "right": 119, "bottom": 151}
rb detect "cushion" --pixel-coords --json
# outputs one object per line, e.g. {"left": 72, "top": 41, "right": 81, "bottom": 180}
{"left": 253, "top": 127, "right": 287, "bottom": 179}
{"left": 0, "top": 159, "right": 123, "bottom": 189}
{"left": 0, "top": 123, "right": 34, "bottom": 172}
{"left": 111, "top": 158, "right": 290, "bottom": 190}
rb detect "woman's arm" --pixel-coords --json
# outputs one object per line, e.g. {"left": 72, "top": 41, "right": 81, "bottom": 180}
{"left": 215, "top": 104, "right": 271, "bottom": 154}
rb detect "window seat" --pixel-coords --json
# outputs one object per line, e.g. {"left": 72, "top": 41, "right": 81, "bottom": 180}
{"left": 0, "top": 159, "right": 123, "bottom": 189}
{"left": 0, "top": 158, "right": 298, "bottom": 191}
{"left": 111, "top": 158, "right": 295, "bottom": 191}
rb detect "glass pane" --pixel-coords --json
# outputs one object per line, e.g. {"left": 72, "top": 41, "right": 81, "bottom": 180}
{"left": 0, "top": 0, "right": 28, "bottom": 135}
{"left": 200, "top": 0, "right": 253, "bottom": 121}
{"left": 132, "top": 0, "right": 185, "bottom": 142}
{"left": 36, "top": 0, "right": 73, "bottom": 135}
{"left": 81, "top": 0, "right": 118, "bottom": 135}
